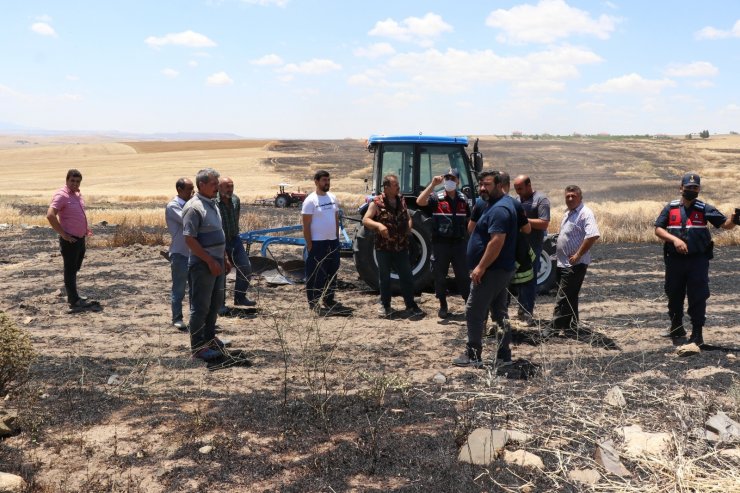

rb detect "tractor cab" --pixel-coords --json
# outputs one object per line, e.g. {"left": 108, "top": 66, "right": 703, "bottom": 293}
{"left": 365, "top": 135, "right": 482, "bottom": 208}
{"left": 354, "top": 135, "right": 483, "bottom": 293}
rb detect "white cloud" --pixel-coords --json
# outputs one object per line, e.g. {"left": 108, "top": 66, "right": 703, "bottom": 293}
{"left": 369, "top": 13, "right": 453, "bottom": 47}
{"left": 691, "top": 80, "right": 715, "bottom": 88}
{"left": 585, "top": 73, "right": 676, "bottom": 94}
{"left": 66, "top": 75, "right": 79, "bottom": 81}
{"left": 241, "top": 0, "right": 288, "bottom": 6}
{"left": 145, "top": 30, "right": 217, "bottom": 48}
{"left": 354, "top": 43, "right": 396, "bottom": 59}
{"left": 62, "top": 94, "right": 83, "bottom": 102}
{"left": 577, "top": 101, "right": 607, "bottom": 110}
{"left": 485, "top": 0, "right": 617, "bottom": 44}
{"left": 188, "top": 60, "right": 198, "bottom": 68}
{"left": 347, "top": 69, "right": 400, "bottom": 88}
{"left": 719, "top": 103, "right": 740, "bottom": 114}
{"left": 695, "top": 19, "right": 740, "bottom": 40}
{"left": 377, "top": 45, "right": 601, "bottom": 94}
{"left": 664, "top": 61, "right": 718, "bottom": 77}
{"left": 161, "top": 68, "right": 180, "bottom": 78}
{"left": 31, "top": 22, "right": 57, "bottom": 37}
{"left": 278, "top": 58, "right": 341, "bottom": 75}
{"left": 206, "top": 71, "right": 234, "bottom": 85}
{"left": 251, "top": 54, "right": 284, "bottom": 66}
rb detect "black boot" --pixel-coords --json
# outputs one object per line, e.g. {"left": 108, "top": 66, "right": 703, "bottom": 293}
{"left": 688, "top": 326, "right": 704, "bottom": 347}
{"left": 662, "top": 316, "right": 687, "bottom": 338}
{"left": 437, "top": 298, "right": 449, "bottom": 318}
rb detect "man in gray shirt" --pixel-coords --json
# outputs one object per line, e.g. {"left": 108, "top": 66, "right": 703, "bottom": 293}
{"left": 513, "top": 175, "right": 550, "bottom": 325}
{"left": 183, "top": 168, "right": 231, "bottom": 361}
{"left": 165, "top": 177, "right": 194, "bottom": 330}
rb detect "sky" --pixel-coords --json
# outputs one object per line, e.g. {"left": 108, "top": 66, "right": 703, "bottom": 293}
{"left": 1, "top": 0, "right": 739, "bottom": 138}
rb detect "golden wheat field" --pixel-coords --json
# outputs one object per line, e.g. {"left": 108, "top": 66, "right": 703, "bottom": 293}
{"left": 0, "top": 134, "right": 738, "bottom": 245}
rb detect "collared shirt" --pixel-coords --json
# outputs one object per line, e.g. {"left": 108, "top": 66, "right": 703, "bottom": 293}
{"left": 372, "top": 194, "right": 410, "bottom": 252}
{"left": 217, "top": 193, "right": 241, "bottom": 242}
{"left": 556, "top": 203, "right": 600, "bottom": 267}
{"left": 466, "top": 194, "right": 518, "bottom": 272}
{"left": 655, "top": 199, "right": 726, "bottom": 255}
{"left": 165, "top": 196, "right": 190, "bottom": 256}
{"left": 49, "top": 185, "right": 88, "bottom": 237}
{"left": 426, "top": 190, "right": 470, "bottom": 241}
{"left": 517, "top": 190, "right": 550, "bottom": 250}
{"left": 183, "top": 193, "right": 226, "bottom": 266}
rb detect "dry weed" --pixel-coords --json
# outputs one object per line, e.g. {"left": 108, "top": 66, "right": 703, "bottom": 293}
{"left": 0, "top": 311, "right": 35, "bottom": 394}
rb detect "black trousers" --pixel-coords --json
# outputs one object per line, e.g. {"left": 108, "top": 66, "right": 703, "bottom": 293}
{"left": 432, "top": 240, "right": 470, "bottom": 302}
{"left": 59, "top": 236, "right": 86, "bottom": 304}
{"left": 664, "top": 253, "right": 709, "bottom": 330}
{"left": 552, "top": 263, "right": 588, "bottom": 330}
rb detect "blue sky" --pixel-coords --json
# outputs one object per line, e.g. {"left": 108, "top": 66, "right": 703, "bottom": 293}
{"left": 1, "top": 0, "right": 739, "bottom": 138}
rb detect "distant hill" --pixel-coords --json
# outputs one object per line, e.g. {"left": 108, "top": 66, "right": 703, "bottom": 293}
{"left": 0, "top": 122, "right": 244, "bottom": 141}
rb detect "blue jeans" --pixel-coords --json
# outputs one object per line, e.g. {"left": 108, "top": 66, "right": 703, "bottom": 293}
{"left": 305, "top": 239, "right": 340, "bottom": 308}
{"left": 516, "top": 243, "right": 543, "bottom": 315}
{"left": 376, "top": 250, "right": 415, "bottom": 308}
{"left": 170, "top": 253, "right": 189, "bottom": 323}
{"left": 465, "top": 268, "right": 514, "bottom": 360}
{"left": 188, "top": 259, "right": 225, "bottom": 352}
{"left": 224, "top": 237, "right": 252, "bottom": 305}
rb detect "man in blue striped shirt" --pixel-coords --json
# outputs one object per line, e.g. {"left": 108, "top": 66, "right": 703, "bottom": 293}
{"left": 546, "top": 185, "right": 600, "bottom": 337}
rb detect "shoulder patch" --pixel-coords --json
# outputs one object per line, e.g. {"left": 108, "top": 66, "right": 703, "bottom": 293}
{"left": 669, "top": 199, "right": 680, "bottom": 207}
{"left": 693, "top": 200, "right": 706, "bottom": 210}
{"left": 436, "top": 190, "right": 446, "bottom": 199}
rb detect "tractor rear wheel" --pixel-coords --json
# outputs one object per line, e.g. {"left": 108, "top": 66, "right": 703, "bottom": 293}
{"left": 274, "top": 195, "right": 290, "bottom": 208}
{"left": 537, "top": 234, "right": 558, "bottom": 294}
{"left": 353, "top": 210, "right": 434, "bottom": 294}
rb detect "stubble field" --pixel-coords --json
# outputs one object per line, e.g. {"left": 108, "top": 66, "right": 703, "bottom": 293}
{"left": 0, "top": 135, "right": 738, "bottom": 492}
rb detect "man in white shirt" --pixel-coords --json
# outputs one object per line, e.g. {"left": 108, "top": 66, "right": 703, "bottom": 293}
{"left": 302, "top": 170, "right": 349, "bottom": 314}
{"left": 546, "top": 185, "right": 600, "bottom": 337}
{"left": 165, "top": 177, "right": 194, "bottom": 330}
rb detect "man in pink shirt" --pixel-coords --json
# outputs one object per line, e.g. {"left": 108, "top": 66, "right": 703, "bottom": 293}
{"left": 46, "top": 169, "right": 93, "bottom": 309}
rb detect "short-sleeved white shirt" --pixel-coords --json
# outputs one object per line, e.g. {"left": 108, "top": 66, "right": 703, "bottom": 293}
{"left": 302, "top": 191, "right": 339, "bottom": 240}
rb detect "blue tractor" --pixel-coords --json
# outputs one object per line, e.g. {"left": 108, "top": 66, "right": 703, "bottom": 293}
{"left": 353, "top": 135, "right": 557, "bottom": 294}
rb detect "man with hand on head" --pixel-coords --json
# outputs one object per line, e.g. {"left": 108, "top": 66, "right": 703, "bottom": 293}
{"left": 217, "top": 176, "right": 255, "bottom": 315}
{"left": 416, "top": 168, "right": 471, "bottom": 318}
{"left": 655, "top": 172, "right": 737, "bottom": 347}
{"left": 165, "top": 177, "right": 194, "bottom": 330}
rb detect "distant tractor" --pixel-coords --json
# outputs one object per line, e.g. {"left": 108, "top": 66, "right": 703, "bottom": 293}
{"left": 274, "top": 183, "right": 307, "bottom": 208}
{"left": 353, "top": 135, "right": 557, "bottom": 294}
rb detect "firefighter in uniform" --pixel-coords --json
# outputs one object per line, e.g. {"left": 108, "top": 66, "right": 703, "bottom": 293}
{"left": 416, "top": 169, "right": 471, "bottom": 318}
{"left": 654, "top": 172, "right": 738, "bottom": 346}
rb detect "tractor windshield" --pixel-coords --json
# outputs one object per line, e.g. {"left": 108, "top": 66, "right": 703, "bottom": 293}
{"left": 418, "top": 145, "right": 470, "bottom": 193}
{"left": 374, "top": 142, "right": 472, "bottom": 197}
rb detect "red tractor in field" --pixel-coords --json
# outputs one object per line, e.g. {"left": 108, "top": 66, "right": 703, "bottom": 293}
{"left": 274, "top": 183, "right": 307, "bottom": 208}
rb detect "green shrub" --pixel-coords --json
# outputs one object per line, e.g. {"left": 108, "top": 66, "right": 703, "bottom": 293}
{"left": 0, "top": 311, "right": 35, "bottom": 395}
